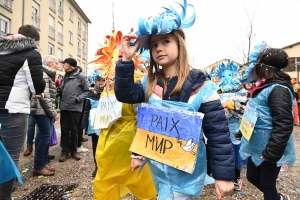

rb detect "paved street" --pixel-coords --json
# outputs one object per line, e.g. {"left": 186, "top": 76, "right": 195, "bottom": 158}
{"left": 12, "top": 120, "right": 300, "bottom": 200}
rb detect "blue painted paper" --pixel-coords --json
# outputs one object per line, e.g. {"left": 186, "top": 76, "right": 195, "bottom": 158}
{"left": 137, "top": 105, "right": 202, "bottom": 143}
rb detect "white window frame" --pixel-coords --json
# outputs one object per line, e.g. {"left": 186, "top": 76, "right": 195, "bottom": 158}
{"left": 69, "top": 8, "right": 73, "bottom": 21}
{"left": 0, "top": 15, "right": 10, "bottom": 35}
{"left": 69, "top": 31, "right": 73, "bottom": 43}
{"left": 48, "top": 43, "right": 54, "bottom": 55}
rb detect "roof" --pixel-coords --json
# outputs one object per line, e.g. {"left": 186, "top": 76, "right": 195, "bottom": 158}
{"left": 71, "top": 0, "right": 92, "bottom": 24}
{"left": 281, "top": 41, "right": 300, "bottom": 49}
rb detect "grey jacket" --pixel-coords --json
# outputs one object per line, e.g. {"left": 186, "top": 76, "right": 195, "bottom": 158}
{"left": 58, "top": 68, "right": 89, "bottom": 112}
{"left": 30, "top": 65, "right": 57, "bottom": 118}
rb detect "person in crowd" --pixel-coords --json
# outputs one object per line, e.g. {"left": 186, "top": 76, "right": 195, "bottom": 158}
{"left": 115, "top": 27, "right": 234, "bottom": 199}
{"left": 57, "top": 58, "right": 89, "bottom": 162}
{"left": 291, "top": 78, "right": 299, "bottom": 125}
{"left": 236, "top": 46, "right": 296, "bottom": 200}
{"left": 81, "top": 76, "right": 105, "bottom": 177}
{"left": 76, "top": 66, "right": 89, "bottom": 153}
{"left": 0, "top": 24, "right": 45, "bottom": 200}
{"left": 31, "top": 55, "right": 59, "bottom": 176}
{"left": 23, "top": 116, "right": 36, "bottom": 156}
{"left": 208, "top": 60, "right": 248, "bottom": 192}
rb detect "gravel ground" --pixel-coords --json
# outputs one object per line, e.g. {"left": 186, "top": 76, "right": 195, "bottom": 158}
{"left": 12, "top": 123, "right": 300, "bottom": 200}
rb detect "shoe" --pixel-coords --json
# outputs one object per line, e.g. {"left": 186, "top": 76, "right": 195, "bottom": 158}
{"left": 92, "top": 167, "right": 97, "bottom": 177}
{"left": 48, "top": 154, "right": 55, "bottom": 160}
{"left": 45, "top": 164, "right": 55, "bottom": 172}
{"left": 23, "top": 146, "right": 33, "bottom": 156}
{"left": 71, "top": 152, "right": 81, "bottom": 160}
{"left": 234, "top": 179, "right": 242, "bottom": 191}
{"left": 59, "top": 153, "right": 69, "bottom": 162}
{"left": 32, "top": 168, "right": 54, "bottom": 176}
{"left": 279, "top": 193, "right": 290, "bottom": 200}
{"left": 81, "top": 137, "right": 88, "bottom": 142}
{"left": 77, "top": 145, "right": 88, "bottom": 153}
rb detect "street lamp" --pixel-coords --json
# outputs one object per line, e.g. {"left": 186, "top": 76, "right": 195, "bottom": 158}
{"left": 295, "top": 62, "right": 300, "bottom": 83}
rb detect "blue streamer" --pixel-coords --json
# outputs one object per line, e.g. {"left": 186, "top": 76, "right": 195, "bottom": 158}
{"left": 131, "top": 0, "right": 196, "bottom": 49}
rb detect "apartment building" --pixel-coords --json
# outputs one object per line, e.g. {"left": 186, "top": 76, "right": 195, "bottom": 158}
{"left": 281, "top": 42, "right": 300, "bottom": 80}
{"left": 0, "top": 0, "right": 91, "bottom": 76}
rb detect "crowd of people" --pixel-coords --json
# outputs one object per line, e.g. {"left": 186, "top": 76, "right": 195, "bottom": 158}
{"left": 0, "top": 1, "right": 297, "bottom": 200}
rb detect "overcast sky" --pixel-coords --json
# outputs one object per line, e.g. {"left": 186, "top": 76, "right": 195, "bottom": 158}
{"left": 75, "top": 0, "right": 300, "bottom": 70}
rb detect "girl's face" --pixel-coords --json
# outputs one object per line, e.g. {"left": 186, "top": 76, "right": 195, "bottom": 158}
{"left": 150, "top": 34, "right": 178, "bottom": 68}
{"left": 245, "top": 83, "right": 252, "bottom": 90}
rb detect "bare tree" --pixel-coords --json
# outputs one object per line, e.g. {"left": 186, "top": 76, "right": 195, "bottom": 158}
{"left": 235, "top": 3, "right": 258, "bottom": 65}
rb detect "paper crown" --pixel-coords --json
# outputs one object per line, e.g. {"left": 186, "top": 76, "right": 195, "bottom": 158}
{"left": 88, "top": 30, "right": 149, "bottom": 82}
{"left": 132, "top": 0, "right": 196, "bottom": 49}
{"left": 208, "top": 59, "right": 243, "bottom": 92}
{"left": 241, "top": 41, "right": 270, "bottom": 83}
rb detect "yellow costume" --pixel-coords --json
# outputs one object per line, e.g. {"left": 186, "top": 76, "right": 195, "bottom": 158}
{"left": 94, "top": 103, "right": 156, "bottom": 200}
{"left": 89, "top": 30, "right": 156, "bottom": 200}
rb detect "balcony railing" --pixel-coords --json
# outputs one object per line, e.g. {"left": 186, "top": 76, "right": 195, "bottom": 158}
{"left": 32, "top": 14, "right": 40, "bottom": 29}
{"left": 0, "top": 0, "right": 12, "bottom": 10}
{"left": 49, "top": 25, "right": 55, "bottom": 39}
{"left": 82, "top": 30, "right": 87, "bottom": 41}
{"left": 49, "top": 0, "right": 56, "bottom": 12}
{"left": 58, "top": 6, "right": 64, "bottom": 19}
{"left": 58, "top": 32, "right": 63, "bottom": 44}
{"left": 78, "top": 27, "right": 81, "bottom": 36}
{"left": 77, "top": 47, "right": 81, "bottom": 57}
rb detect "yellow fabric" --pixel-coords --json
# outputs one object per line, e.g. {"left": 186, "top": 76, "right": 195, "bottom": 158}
{"left": 94, "top": 103, "right": 157, "bottom": 200}
{"left": 227, "top": 100, "right": 235, "bottom": 110}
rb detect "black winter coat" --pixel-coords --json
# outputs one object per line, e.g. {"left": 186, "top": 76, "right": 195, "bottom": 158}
{"left": 114, "top": 60, "right": 235, "bottom": 181}
{"left": 81, "top": 90, "right": 100, "bottom": 129}
{"left": 252, "top": 79, "right": 294, "bottom": 163}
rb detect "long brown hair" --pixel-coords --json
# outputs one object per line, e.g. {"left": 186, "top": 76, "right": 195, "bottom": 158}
{"left": 144, "top": 28, "right": 191, "bottom": 102}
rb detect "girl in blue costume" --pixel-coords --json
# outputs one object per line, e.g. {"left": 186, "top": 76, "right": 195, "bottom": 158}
{"left": 209, "top": 60, "right": 248, "bottom": 191}
{"left": 81, "top": 75, "right": 103, "bottom": 177}
{"left": 236, "top": 43, "right": 296, "bottom": 200}
{"left": 114, "top": 2, "right": 234, "bottom": 199}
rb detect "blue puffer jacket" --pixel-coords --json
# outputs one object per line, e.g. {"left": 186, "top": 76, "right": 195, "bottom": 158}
{"left": 115, "top": 60, "right": 234, "bottom": 181}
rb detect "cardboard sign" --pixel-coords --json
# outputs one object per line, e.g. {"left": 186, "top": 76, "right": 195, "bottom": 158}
{"left": 130, "top": 104, "right": 204, "bottom": 174}
{"left": 93, "top": 94, "right": 122, "bottom": 129}
{"left": 239, "top": 103, "right": 258, "bottom": 141}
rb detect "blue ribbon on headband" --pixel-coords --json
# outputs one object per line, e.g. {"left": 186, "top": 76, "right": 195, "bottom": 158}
{"left": 131, "top": 0, "right": 196, "bottom": 49}
{"left": 241, "top": 41, "right": 270, "bottom": 83}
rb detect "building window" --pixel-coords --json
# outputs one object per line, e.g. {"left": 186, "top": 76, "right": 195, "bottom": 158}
{"left": 77, "top": 39, "right": 81, "bottom": 56}
{"left": 48, "top": 43, "right": 54, "bottom": 55}
{"left": 58, "top": 22, "right": 63, "bottom": 44}
{"left": 82, "top": 62, "right": 85, "bottom": 73}
{"left": 32, "top": 1, "right": 40, "bottom": 29}
{"left": 77, "top": 59, "right": 81, "bottom": 67}
{"left": 0, "top": 15, "right": 10, "bottom": 36}
{"left": 284, "top": 57, "right": 296, "bottom": 72}
{"left": 69, "top": 31, "right": 73, "bottom": 43}
{"left": 78, "top": 18, "right": 81, "bottom": 36}
{"left": 48, "top": 15, "right": 55, "bottom": 39}
{"left": 82, "top": 43, "right": 86, "bottom": 60}
{"left": 82, "top": 24, "right": 87, "bottom": 41}
{"left": 58, "top": 0, "right": 64, "bottom": 19}
{"left": 57, "top": 48, "right": 63, "bottom": 70}
{"left": 69, "top": 8, "right": 73, "bottom": 21}
{"left": 1, "top": 0, "right": 12, "bottom": 10}
{"left": 49, "top": 0, "right": 56, "bottom": 12}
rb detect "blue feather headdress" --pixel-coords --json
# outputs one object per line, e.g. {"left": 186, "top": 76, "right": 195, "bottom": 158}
{"left": 131, "top": 0, "right": 196, "bottom": 49}
{"left": 208, "top": 59, "right": 243, "bottom": 93}
{"left": 241, "top": 41, "right": 270, "bottom": 83}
